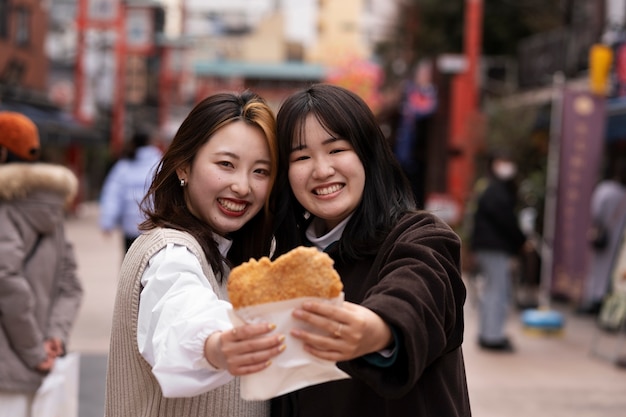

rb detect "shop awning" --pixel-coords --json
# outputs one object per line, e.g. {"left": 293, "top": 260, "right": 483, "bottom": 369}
{"left": 0, "top": 101, "right": 105, "bottom": 146}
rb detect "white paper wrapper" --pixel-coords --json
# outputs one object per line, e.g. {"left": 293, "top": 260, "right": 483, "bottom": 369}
{"left": 227, "top": 293, "right": 350, "bottom": 400}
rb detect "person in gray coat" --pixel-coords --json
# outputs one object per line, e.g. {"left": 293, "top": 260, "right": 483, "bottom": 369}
{"left": 0, "top": 111, "right": 83, "bottom": 416}
{"left": 579, "top": 159, "right": 626, "bottom": 314}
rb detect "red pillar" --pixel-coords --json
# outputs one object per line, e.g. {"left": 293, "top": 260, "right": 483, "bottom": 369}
{"left": 74, "top": 0, "right": 126, "bottom": 157}
{"left": 73, "top": 0, "right": 87, "bottom": 123}
{"left": 447, "top": 0, "right": 483, "bottom": 214}
{"left": 111, "top": 3, "right": 126, "bottom": 157}
{"left": 159, "top": 46, "right": 171, "bottom": 133}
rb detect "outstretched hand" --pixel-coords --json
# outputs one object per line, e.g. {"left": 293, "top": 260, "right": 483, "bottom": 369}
{"left": 204, "top": 322, "right": 285, "bottom": 376}
{"left": 291, "top": 301, "right": 393, "bottom": 363}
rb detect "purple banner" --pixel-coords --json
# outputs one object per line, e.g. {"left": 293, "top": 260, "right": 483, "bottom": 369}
{"left": 552, "top": 89, "right": 606, "bottom": 300}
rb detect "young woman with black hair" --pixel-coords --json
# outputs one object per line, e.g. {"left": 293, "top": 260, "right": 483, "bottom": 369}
{"left": 271, "top": 84, "right": 471, "bottom": 417}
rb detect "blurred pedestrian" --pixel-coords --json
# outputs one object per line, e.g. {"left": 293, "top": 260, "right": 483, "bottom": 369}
{"left": 579, "top": 158, "right": 626, "bottom": 315}
{"left": 271, "top": 84, "right": 470, "bottom": 417}
{"left": 0, "top": 112, "right": 83, "bottom": 416}
{"left": 385, "top": 62, "right": 437, "bottom": 206}
{"left": 104, "top": 91, "right": 284, "bottom": 416}
{"left": 469, "top": 150, "right": 527, "bottom": 352}
{"left": 99, "top": 130, "right": 162, "bottom": 252}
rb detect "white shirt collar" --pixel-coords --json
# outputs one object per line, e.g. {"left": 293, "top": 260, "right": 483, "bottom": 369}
{"left": 305, "top": 214, "right": 353, "bottom": 251}
{"left": 213, "top": 233, "right": 233, "bottom": 257}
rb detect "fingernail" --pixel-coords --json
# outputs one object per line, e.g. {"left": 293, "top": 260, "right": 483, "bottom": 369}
{"left": 268, "top": 323, "right": 276, "bottom": 330}
{"left": 265, "top": 360, "right": 272, "bottom": 367}
{"left": 278, "top": 335, "right": 286, "bottom": 343}
{"left": 278, "top": 344, "right": 286, "bottom": 352}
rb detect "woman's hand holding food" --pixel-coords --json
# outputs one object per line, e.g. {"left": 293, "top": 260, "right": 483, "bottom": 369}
{"left": 204, "top": 322, "right": 285, "bottom": 376}
{"left": 291, "top": 301, "right": 392, "bottom": 362}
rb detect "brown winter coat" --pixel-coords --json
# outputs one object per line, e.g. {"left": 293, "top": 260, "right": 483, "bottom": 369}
{"left": 0, "top": 163, "right": 83, "bottom": 393}
{"left": 271, "top": 212, "right": 471, "bottom": 417}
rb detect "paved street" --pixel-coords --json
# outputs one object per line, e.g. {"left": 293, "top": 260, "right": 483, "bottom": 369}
{"left": 65, "top": 202, "right": 626, "bottom": 417}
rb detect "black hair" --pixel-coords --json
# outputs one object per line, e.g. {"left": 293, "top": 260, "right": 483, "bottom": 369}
{"left": 272, "top": 84, "right": 416, "bottom": 260}
{"left": 122, "top": 131, "right": 151, "bottom": 160}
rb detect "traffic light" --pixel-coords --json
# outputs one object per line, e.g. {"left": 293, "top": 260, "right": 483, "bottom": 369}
{"left": 589, "top": 43, "right": 614, "bottom": 96}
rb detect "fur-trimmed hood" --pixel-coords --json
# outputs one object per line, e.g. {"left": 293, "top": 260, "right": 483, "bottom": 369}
{"left": 0, "top": 162, "right": 78, "bottom": 205}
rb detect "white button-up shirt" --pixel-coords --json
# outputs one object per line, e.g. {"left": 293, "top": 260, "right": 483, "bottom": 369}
{"left": 136, "top": 236, "right": 234, "bottom": 398}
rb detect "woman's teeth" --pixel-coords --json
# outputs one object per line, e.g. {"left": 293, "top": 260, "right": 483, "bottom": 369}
{"left": 315, "top": 184, "right": 342, "bottom": 195}
{"left": 219, "top": 199, "right": 246, "bottom": 212}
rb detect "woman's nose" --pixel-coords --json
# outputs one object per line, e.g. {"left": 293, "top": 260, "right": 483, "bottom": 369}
{"left": 312, "top": 156, "right": 335, "bottom": 179}
{"left": 230, "top": 173, "right": 251, "bottom": 195}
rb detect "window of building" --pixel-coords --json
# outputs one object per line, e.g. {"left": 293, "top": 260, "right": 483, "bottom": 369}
{"left": 15, "top": 6, "right": 31, "bottom": 47}
{"left": 286, "top": 42, "right": 304, "bottom": 62}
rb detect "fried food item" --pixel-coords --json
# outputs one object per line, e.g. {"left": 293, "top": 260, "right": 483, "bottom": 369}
{"left": 228, "top": 246, "right": 343, "bottom": 309}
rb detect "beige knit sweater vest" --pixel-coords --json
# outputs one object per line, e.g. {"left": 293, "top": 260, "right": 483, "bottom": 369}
{"left": 104, "top": 228, "right": 269, "bottom": 417}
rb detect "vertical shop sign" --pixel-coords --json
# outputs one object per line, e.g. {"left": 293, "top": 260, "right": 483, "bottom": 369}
{"left": 615, "top": 43, "right": 626, "bottom": 97}
{"left": 551, "top": 89, "right": 606, "bottom": 299}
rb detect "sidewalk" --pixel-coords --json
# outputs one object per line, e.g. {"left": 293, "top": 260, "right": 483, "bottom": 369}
{"left": 65, "top": 202, "right": 626, "bottom": 417}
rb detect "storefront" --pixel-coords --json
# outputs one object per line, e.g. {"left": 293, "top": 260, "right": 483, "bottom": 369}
{"left": 0, "top": 100, "right": 107, "bottom": 206}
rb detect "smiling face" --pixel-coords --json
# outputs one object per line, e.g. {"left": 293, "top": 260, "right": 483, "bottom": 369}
{"left": 177, "top": 120, "right": 272, "bottom": 236}
{"left": 288, "top": 114, "right": 365, "bottom": 232}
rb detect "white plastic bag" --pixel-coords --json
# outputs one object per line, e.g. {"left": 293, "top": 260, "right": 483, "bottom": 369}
{"left": 32, "top": 352, "right": 80, "bottom": 417}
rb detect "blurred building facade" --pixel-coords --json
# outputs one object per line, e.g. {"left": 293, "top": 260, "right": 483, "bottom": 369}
{"left": 0, "top": 0, "right": 97, "bottom": 146}
{"left": 480, "top": 0, "right": 626, "bottom": 302}
{"left": 44, "top": 0, "right": 399, "bottom": 139}
{"left": 29, "top": 0, "right": 399, "bottom": 200}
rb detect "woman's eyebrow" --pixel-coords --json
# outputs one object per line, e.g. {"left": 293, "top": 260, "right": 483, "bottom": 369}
{"left": 322, "top": 136, "right": 340, "bottom": 145}
{"left": 290, "top": 136, "right": 341, "bottom": 152}
{"left": 215, "top": 150, "right": 271, "bottom": 165}
{"left": 290, "top": 143, "right": 307, "bottom": 152}
{"left": 214, "top": 150, "right": 239, "bottom": 159}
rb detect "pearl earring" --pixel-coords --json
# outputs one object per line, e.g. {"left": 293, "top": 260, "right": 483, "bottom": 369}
{"left": 180, "top": 179, "right": 186, "bottom": 187}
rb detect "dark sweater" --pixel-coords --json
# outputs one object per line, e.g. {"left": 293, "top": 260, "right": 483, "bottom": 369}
{"left": 470, "top": 178, "right": 526, "bottom": 255}
{"left": 271, "top": 212, "right": 471, "bottom": 417}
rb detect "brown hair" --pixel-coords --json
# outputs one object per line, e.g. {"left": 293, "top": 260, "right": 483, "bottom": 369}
{"left": 139, "top": 90, "right": 277, "bottom": 278}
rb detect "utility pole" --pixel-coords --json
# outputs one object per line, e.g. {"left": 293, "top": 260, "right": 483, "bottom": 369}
{"left": 447, "top": 0, "right": 483, "bottom": 215}
{"left": 112, "top": 1, "right": 126, "bottom": 157}
{"left": 74, "top": 0, "right": 125, "bottom": 157}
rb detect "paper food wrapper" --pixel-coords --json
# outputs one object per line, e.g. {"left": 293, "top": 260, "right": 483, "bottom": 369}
{"left": 227, "top": 293, "right": 350, "bottom": 400}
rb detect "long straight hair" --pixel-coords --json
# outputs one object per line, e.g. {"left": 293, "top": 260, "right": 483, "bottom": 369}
{"left": 140, "top": 91, "right": 277, "bottom": 278}
{"left": 273, "top": 84, "right": 416, "bottom": 260}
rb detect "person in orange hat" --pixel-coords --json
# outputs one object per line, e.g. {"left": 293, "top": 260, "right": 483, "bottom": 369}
{"left": 0, "top": 111, "right": 41, "bottom": 162}
{"left": 0, "top": 111, "right": 83, "bottom": 417}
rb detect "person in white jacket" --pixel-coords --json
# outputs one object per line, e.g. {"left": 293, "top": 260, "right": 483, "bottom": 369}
{"left": 99, "top": 130, "right": 162, "bottom": 251}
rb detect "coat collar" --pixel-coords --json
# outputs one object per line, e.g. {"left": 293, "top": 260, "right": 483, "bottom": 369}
{"left": 0, "top": 162, "right": 78, "bottom": 204}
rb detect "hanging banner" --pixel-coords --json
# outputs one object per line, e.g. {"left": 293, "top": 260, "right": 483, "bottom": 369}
{"left": 552, "top": 89, "right": 606, "bottom": 299}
